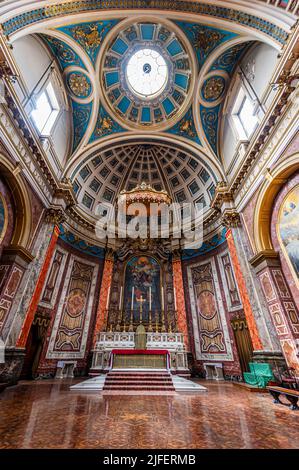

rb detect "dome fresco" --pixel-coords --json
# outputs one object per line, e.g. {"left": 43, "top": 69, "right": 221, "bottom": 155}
{"left": 101, "top": 22, "right": 194, "bottom": 129}
{"left": 40, "top": 17, "right": 252, "bottom": 160}
{"left": 13, "top": 9, "right": 284, "bottom": 230}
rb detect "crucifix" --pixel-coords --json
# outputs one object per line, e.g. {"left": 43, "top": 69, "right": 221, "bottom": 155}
{"left": 136, "top": 295, "right": 146, "bottom": 324}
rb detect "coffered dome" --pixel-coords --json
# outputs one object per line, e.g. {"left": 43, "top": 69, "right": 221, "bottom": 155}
{"left": 71, "top": 141, "right": 216, "bottom": 220}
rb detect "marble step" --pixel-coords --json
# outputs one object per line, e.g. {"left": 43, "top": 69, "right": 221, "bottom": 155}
{"left": 103, "top": 385, "right": 175, "bottom": 392}
{"left": 172, "top": 376, "right": 207, "bottom": 392}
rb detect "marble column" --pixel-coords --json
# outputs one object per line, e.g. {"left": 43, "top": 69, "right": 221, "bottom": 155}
{"left": 172, "top": 252, "right": 190, "bottom": 351}
{"left": 92, "top": 249, "right": 114, "bottom": 346}
{"left": 251, "top": 251, "right": 299, "bottom": 375}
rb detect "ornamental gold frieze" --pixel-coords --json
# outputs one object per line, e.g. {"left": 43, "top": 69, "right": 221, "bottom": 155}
{"left": 2, "top": 1, "right": 289, "bottom": 45}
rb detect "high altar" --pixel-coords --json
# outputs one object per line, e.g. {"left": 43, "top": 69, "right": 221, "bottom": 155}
{"left": 90, "top": 184, "right": 189, "bottom": 376}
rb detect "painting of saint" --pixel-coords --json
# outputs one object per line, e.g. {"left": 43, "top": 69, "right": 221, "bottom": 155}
{"left": 278, "top": 185, "right": 299, "bottom": 281}
{"left": 124, "top": 256, "right": 161, "bottom": 322}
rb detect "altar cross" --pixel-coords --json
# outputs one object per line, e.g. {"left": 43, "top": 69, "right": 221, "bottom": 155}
{"left": 136, "top": 295, "right": 146, "bottom": 323}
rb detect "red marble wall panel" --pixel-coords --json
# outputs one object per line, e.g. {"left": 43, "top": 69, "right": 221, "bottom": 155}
{"left": 226, "top": 229, "right": 263, "bottom": 350}
{"left": 93, "top": 256, "right": 114, "bottom": 346}
{"left": 0, "top": 264, "right": 24, "bottom": 333}
{"left": 173, "top": 258, "right": 189, "bottom": 350}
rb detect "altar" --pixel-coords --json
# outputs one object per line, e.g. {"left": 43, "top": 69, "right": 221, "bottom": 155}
{"left": 110, "top": 349, "right": 170, "bottom": 369}
{"left": 90, "top": 331, "right": 189, "bottom": 376}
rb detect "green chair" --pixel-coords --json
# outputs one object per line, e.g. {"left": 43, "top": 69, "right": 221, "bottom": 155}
{"left": 243, "top": 362, "right": 274, "bottom": 388}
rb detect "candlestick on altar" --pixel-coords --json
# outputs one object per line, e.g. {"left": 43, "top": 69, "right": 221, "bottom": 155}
{"left": 161, "top": 286, "right": 164, "bottom": 311}
{"left": 131, "top": 286, "right": 134, "bottom": 311}
{"left": 136, "top": 294, "right": 146, "bottom": 324}
{"left": 161, "top": 309, "right": 166, "bottom": 332}
{"left": 148, "top": 308, "right": 153, "bottom": 332}
{"left": 119, "top": 286, "right": 123, "bottom": 310}
{"left": 149, "top": 286, "right": 151, "bottom": 311}
{"left": 128, "top": 309, "right": 134, "bottom": 332}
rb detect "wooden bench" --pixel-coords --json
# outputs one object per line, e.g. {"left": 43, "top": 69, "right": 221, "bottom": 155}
{"left": 267, "top": 386, "right": 299, "bottom": 410}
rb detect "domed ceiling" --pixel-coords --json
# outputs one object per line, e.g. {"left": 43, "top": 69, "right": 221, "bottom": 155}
{"left": 35, "top": 14, "right": 281, "bottom": 158}
{"left": 2, "top": 1, "right": 291, "bottom": 238}
{"left": 71, "top": 142, "right": 216, "bottom": 220}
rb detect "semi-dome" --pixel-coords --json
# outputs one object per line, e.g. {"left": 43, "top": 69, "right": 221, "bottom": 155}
{"left": 71, "top": 142, "right": 216, "bottom": 220}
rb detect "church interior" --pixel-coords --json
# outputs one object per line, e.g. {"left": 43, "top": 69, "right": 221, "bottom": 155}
{"left": 0, "top": 0, "right": 299, "bottom": 451}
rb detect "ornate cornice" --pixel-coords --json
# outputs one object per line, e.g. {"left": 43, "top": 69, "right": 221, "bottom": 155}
{"left": 2, "top": 245, "right": 34, "bottom": 264}
{"left": 249, "top": 250, "right": 280, "bottom": 270}
{"left": 211, "top": 182, "right": 234, "bottom": 211}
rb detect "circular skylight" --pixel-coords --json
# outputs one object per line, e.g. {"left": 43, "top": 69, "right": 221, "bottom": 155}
{"left": 126, "top": 48, "right": 168, "bottom": 98}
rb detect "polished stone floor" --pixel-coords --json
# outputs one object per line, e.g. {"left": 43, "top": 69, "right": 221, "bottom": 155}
{"left": 0, "top": 379, "right": 298, "bottom": 449}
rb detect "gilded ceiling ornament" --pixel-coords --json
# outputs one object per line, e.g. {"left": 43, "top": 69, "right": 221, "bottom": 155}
{"left": 203, "top": 77, "right": 225, "bottom": 101}
{"left": 95, "top": 115, "right": 114, "bottom": 136}
{"left": 45, "top": 36, "right": 79, "bottom": 65}
{"left": 72, "top": 24, "right": 103, "bottom": 51}
{"left": 190, "top": 26, "right": 225, "bottom": 55}
{"left": 68, "top": 73, "right": 90, "bottom": 97}
{"left": 179, "top": 118, "right": 196, "bottom": 138}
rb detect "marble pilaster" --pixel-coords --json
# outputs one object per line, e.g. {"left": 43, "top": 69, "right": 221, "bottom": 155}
{"left": 172, "top": 252, "right": 190, "bottom": 351}
{"left": 92, "top": 249, "right": 114, "bottom": 345}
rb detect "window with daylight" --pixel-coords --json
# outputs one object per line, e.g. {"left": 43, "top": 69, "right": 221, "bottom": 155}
{"left": 126, "top": 48, "right": 168, "bottom": 99}
{"left": 232, "top": 88, "right": 259, "bottom": 140}
{"left": 31, "top": 82, "right": 60, "bottom": 135}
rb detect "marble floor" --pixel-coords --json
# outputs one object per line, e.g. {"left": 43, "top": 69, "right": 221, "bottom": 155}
{"left": 0, "top": 378, "right": 298, "bottom": 449}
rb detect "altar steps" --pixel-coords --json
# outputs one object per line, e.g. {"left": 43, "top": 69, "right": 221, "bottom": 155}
{"left": 103, "top": 371, "right": 175, "bottom": 391}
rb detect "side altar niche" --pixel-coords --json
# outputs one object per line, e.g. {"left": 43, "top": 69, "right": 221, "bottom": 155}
{"left": 91, "top": 239, "right": 189, "bottom": 376}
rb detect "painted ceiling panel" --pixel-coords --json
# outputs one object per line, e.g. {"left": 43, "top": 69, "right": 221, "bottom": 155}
{"left": 167, "top": 106, "right": 201, "bottom": 146}
{"left": 174, "top": 21, "right": 237, "bottom": 67}
{"left": 89, "top": 105, "right": 126, "bottom": 143}
{"left": 56, "top": 20, "right": 120, "bottom": 65}
{"left": 2, "top": 2, "right": 289, "bottom": 45}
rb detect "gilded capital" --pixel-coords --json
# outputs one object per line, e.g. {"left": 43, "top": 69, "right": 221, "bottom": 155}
{"left": 45, "top": 208, "right": 66, "bottom": 225}
{"left": 221, "top": 210, "right": 241, "bottom": 228}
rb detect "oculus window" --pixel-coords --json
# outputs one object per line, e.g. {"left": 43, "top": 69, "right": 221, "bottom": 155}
{"left": 126, "top": 48, "right": 168, "bottom": 99}
{"left": 31, "top": 82, "right": 60, "bottom": 135}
